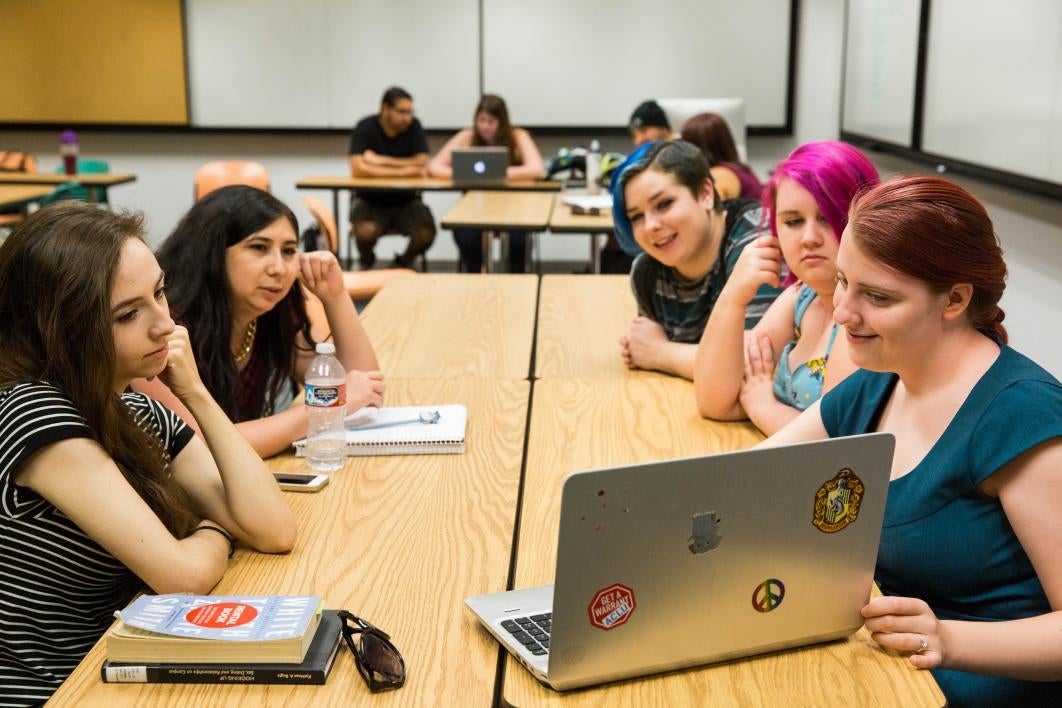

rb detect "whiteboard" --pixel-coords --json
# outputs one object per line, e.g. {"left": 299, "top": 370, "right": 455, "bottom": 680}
{"left": 186, "top": 0, "right": 479, "bottom": 128}
{"left": 841, "top": 0, "right": 920, "bottom": 146}
{"left": 482, "top": 0, "right": 792, "bottom": 127}
{"left": 922, "top": 0, "right": 1062, "bottom": 183}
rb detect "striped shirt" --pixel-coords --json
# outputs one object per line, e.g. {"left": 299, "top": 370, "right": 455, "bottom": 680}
{"left": 630, "top": 199, "right": 783, "bottom": 343}
{"left": 0, "top": 383, "right": 193, "bottom": 707}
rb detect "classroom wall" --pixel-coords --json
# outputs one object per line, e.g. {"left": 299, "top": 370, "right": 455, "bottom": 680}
{"left": 4, "top": 0, "right": 1061, "bottom": 377}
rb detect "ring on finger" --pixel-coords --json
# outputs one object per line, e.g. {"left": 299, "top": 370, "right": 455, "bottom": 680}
{"left": 916, "top": 635, "right": 928, "bottom": 653}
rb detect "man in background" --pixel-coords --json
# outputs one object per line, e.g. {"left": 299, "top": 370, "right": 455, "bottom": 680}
{"left": 348, "top": 86, "right": 436, "bottom": 269}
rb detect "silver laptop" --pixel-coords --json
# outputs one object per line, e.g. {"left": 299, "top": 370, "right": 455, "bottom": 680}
{"left": 452, "top": 147, "right": 508, "bottom": 185}
{"left": 466, "top": 433, "right": 894, "bottom": 690}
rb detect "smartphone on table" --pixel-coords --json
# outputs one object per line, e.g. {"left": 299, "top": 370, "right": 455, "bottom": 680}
{"left": 273, "top": 472, "right": 330, "bottom": 492}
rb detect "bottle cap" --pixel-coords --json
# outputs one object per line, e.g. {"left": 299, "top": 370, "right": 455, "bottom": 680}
{"left": 590, "top": 139, "right": 600, "bottom": 152}
{"left": 60, "top": 129, "right": 78, "bottom": 144}
{"left": 315, "top": 342, "right": 336, "bottom": 354}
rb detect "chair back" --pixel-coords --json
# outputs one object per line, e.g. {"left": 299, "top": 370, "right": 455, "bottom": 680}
{"left": 301, "top": 196, "right": 338, "bottom": 253}
{"left": 658, "top": 98, "right": 748, "bottom": 163}
{"left": 194, "top": 161, "right": 271, "bottom": 201}
{"left": 0, "top": 150, "right": 38, "bottom": 173}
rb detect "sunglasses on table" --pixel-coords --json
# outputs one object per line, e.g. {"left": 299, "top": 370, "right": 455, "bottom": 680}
{"left": 337, "top": 610, "right": 406, "bottom": 692}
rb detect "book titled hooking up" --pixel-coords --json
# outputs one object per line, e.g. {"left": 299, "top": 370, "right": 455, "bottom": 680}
{"left": 117, "top": 594, "right": 322, "bottom": 641}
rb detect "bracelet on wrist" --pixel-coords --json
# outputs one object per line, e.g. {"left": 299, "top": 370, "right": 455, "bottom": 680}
{"left": 196, "top": 523, "right": 235, "bottom": 558}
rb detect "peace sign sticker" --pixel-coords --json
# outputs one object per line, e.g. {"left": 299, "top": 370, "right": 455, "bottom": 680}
{"left": 751, "top": 578, "right": 786, "bottom": 613}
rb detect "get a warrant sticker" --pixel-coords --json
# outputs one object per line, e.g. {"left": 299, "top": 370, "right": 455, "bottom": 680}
{"left": 588, "top": 583, "right": 636, "bottom": 631}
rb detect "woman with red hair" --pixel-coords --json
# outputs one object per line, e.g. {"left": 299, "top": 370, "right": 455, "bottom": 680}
{"left": 767, "top": 176, "right": 1062, "bottom": 705}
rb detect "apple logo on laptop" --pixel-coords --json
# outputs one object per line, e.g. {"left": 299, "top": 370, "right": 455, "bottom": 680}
{"left": 473, "top": 160, "right": 486, "bottom": 174}
{"left": 689, "top": 511, "right": 722, "bottom": 554}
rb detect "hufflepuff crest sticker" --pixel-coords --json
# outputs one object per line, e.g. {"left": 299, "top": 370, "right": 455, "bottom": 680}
{"left": 812, "top": 468, "right": 865, "bottom": 533}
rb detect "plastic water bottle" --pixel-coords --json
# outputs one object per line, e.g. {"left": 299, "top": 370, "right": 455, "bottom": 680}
{"left": 59, "top": 129, "right": 79, "bottom": 175}
{"left": 585, "top": 140, "right": 602, "bottom": 195}
{"left": 304, "top": 343, "right": 346, "bottom": 473}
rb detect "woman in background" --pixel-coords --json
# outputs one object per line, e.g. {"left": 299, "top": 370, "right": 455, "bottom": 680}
{"left": 695, "top": 141, "right": 879, "bottom": 434}
{"left": 0, "top": 203, "right": 295, "bottom": 705}
{"left": 611, "top": 140, "right": 783, "bottom": 379}
{"left": 427, "top": 94, "right": 544, "bottom": 272}
{"left": 680, "top": 112, "right": 762, "bottom": 201}
{"left": 139, "top": 186, "right": 383, "bottom": 457}
{"left": 766, "top": 176, "right": 1062, "bottom": 706}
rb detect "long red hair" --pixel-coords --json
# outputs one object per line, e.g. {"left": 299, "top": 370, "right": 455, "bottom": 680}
{"left": 848, "top": 176, "right": 1008, "bottom": 343}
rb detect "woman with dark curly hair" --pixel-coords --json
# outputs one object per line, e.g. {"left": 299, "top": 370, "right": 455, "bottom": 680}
{"left": 139, "top": 185, "right": 383, "bottom": 457}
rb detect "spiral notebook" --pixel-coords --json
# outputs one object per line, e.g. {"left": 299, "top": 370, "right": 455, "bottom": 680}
{"left": 294, "top": 405, "right": 467, "bottom": 457}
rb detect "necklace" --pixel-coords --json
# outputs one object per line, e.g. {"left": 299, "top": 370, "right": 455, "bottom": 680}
{"left": 233, "top": 319, "right": 257, "bottom": 367}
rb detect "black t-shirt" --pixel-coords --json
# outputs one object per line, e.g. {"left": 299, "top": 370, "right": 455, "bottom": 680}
{"left": 348, "top": 114, "right": 429, "bottom": 207}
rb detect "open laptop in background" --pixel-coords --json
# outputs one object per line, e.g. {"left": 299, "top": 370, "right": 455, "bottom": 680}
{"left": 452, "top": 147, "right": 508, "bottom": 187}
{"left": 466, "top": 433, "right": 894, "bottom": 691}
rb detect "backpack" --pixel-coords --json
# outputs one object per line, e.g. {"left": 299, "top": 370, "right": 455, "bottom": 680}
{"left": 300, "top": 222, "right": 328, "bottom": 252}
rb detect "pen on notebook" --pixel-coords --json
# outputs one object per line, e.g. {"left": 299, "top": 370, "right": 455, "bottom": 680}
{"left": 349, "top": 409, "right": 441, "bottom": 431}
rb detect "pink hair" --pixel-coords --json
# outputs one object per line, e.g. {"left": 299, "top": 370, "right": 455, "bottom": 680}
{"left": 762, "top": 141, "right": 880, "bottom": 286}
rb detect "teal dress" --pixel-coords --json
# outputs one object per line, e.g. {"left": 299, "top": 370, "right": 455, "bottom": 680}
{"left": 772, "top": 284, "right": 839, "bottom": 410}
{"left": 820, "top": 345, "right": 1062, "bottom": 707}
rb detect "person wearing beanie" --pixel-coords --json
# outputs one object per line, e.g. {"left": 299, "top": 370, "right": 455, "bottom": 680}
{"left": 628, "top": 100, "right": 673, "bottom": 146}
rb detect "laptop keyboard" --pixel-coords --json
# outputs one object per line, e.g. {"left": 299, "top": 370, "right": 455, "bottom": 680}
{"left": 500, "top": 613, "right": 552, "bottom": 656}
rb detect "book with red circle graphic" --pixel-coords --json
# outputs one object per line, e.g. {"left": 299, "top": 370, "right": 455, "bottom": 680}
{"left": 107, "top": 594, "right": 323, "bottom": 664}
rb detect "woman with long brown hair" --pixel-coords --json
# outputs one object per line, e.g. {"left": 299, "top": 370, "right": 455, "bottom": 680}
{"left": 680, "top": 112, "right": 762, "bottom": 200}
{"left": 766, "top": 176, "right": 1062, "bottom": 705}
{"left": 428, "top": 93, "right": 544, "bottom": 272}
{"left": 0, "top": 202, "right": 295, "bottom": 705}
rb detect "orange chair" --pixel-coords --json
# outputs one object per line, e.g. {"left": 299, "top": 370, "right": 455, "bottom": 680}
{"left": 194, "top": 161, "right": 271, "bottom": 201}
{"left": 0, "top": 150, "right": 40, "bottom": 230}
{"left": 302, "top": 196, "right": 415, "bottom": 302}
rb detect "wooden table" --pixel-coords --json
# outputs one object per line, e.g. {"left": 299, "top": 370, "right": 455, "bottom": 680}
{"left": 296, "top": 177, "right": 562, "bottom": 264}
{"left": 503, "top": 377, "right": 945, "bottom": 707}
{"left": 536, "top": 275, "right": 647, "bottom": 379}
{"left": 360, "top": 273, "right": 538, "bottom": 379}
{"left": 0, "top": 184, "right": 53, "bottom": 210}
{"left": 440, "top": 192, "right": 556, "bottom": 273}
{"left": 49, "top": 378, "right": 530, "bottom": 707}
{"left": 548, "top": 195, "right": 615, "bottom": 274}
{"left": 0, "top": 172, "right": 136, "bottom": 202}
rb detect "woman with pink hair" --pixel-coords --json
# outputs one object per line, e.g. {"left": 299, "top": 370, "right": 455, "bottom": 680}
{"left": 694, "top": 141, "right": 879, "bottom": 434}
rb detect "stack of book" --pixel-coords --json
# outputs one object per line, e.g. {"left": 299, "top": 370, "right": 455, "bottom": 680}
{"left": 101, "top": 594, "right": 342, "bottom": 685}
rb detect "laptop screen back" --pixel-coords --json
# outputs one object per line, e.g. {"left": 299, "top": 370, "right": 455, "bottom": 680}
{"left": 452, "top": 147, "right": 508, "bottom": 183}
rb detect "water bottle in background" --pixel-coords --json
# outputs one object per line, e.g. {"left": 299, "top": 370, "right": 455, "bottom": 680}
{"left": 585, "top": 139, "right": 602, "bottom": 195}
{"left": 59, "top": 129, "right": 79, "bottom": 175}
{"left": 304, "top": 342, "right": 346, "bottom": 473}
